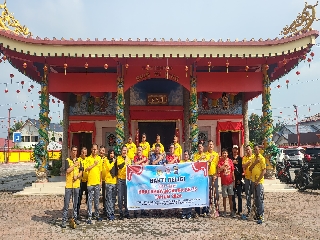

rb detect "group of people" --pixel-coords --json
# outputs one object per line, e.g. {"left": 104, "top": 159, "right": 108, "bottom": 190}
{"left": 61, "top": 133, "right": 266, "bottom": 228}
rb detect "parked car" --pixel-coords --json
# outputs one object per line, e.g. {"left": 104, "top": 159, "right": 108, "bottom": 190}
{"left": 304, "top": 147, "right": 320, "bottom": 170}
{"left": 283, "top": 147, "right": 305, "bottom": 167}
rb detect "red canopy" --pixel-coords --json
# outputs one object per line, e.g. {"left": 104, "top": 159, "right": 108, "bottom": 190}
{"left": 68, "top": 122, "right": 96, "bottom": 146}
{"left": 216, "top": 121, "right": 244, "bottom": 146}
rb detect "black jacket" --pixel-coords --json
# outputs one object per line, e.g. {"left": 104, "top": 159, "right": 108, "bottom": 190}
{"left": 230, "top": 155, "right": 243, "bottom": 182}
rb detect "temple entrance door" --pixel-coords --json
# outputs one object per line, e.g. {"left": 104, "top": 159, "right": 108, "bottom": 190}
{"left": 220, "top": 131, "right": 233, "bottom": 156}
{"left": 138, "top": 122, "right": 176, "bottom": 153}
{"left": 72, "top": 132, "right": 92, "bottom": 156}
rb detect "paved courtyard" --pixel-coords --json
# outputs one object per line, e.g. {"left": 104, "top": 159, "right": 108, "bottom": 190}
{"left": 0, "top": 190, "right": 319, "bottom": 240}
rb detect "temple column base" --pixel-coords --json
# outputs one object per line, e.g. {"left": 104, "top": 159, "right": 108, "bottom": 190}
{"left": 35, "top": 169, "right": 49, "bottom": 183}
{"left": 264, "top": 168, "right": 275, "bottom": 180}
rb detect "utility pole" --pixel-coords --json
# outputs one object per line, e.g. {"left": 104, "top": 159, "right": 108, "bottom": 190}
{"left": 293, "top": 105, "right": 300, "bottom": 147}
{"left": 7, "top": 108, "right": 12, "bottom": 163}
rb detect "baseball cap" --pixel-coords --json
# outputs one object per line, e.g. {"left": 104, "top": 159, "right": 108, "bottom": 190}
{"left": 232, "top": 145, "right": 239, "bottom": 149}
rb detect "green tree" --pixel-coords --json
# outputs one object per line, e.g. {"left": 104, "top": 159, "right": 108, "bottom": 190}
{"left": 9, "top": 122, "right": 23, "bottom": 140}
{"left": 273, "top": 121, "right": 285, "bottom": 134}
{"left": 249, "top": 113, "right": 264, "bottom": 145}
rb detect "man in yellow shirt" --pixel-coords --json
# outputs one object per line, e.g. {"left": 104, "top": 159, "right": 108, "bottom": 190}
{"left": 117, "top": 145, "right": 131, "bottom": 220}
{"left": 104, "top": 149, "right": 117, "bottom": 221}
{"left": 100, "top": 146, "right": 107, "bottom": 216}
{"left": 173, "top": 135, "right": 182, "bottom": 161}
{"left": 139, "top": 133, "right": 150, "bottom": 158}
{"left": 193, "top": 142, "right": 209, "bottom": 217}
{"left": 85, "top": 144, "right": 102, "bottom": 224}
{"left": 151, "top": 134, "right": 165, "bottom": 154}
{"left": 242, "top": 145, "right": 255, "bottom": 220}
{"left": 61, "top": 146, "right": 83, "bottom": 228}
{"left": 126, "top": 136, "right": 137, "bottom": 161}
{"left": 77, "top": 147, "right": 88, "bottom": 219}
{"left": 206, "top": 140, "right": 220, "bottom": 218}
{"left": 249, "top": 145, "right": 266, "bottom": 224}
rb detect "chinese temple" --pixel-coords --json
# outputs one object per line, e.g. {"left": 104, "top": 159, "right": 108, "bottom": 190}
{"left": 0, "top": 1, "right": 319, "bottom": 181}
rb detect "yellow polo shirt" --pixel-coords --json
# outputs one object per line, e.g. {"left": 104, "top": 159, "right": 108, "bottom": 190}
{"left": 117, "top": 155, "right": 131, "bottom": 180}
{"left": 180, "top": 159, "right": 192, "bottom": 163}
{"left": 242, "top": 154, "right": 255, "bottom": 180}
{"left": 139, "top": 141, "right": 150, "bottom": 158}
{"left": 174, "top": 143, "right": 182, "bottom": 159}
{"left": 86, "top": 155, "right": 102, "bottom": 186}
{"left": 104, "top": 160, "right": 117, "bottom": 185}
{"left": 151, "top": 142, "right": 165, "bottom": 153}
{"left": 193, "top": 152, "right": 209, "bottom": 162}
{"left": 101, "top": 156, "right": 107, "bottom": 182}
{"left": 65, "top": 158, "right": 82, "bottom": 189}
{"left": 126, "top": 142, "right": 137, "bottom": 160}
{"left": 251, "top": 154, "right": 266, "bottom": 184}
{"left": 206, "top": 150, "right": 219, "bottom": 176}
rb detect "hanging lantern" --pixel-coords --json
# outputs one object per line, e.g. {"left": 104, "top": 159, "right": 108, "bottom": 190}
{"left": 23, "top": 62, "right": 27, "bottom": 74}
{"left": 286, "top": 80, "right": 289, "bottom": 89}
{"left": 302, "top": 55, "right": 306, "bottom": 61}
{"left": 43, "top": 65, "right": 48, "bottom": 73}
{"left": 146, "top": 64, "right": 150, "bottom": 71}
{"left": 277, "top": 85, "right": 280, "bottom": 89}
{"left": 104, "top": 64, "right": 108, "bottom": 70}
{"left": 24, "top": 105, "right": 27, "bottom": 111}
{"left": 309, "top": 107, "right": 311, "bottom": 112}
{"left": 31, "top": 101, "right": 34, "bottom": 108}
{"left": 282, "top": 59, "right": 287, "bottom": 65}
{"left": 280, "top": 112, "right": 282, "bottom": 114}
{"left": 38, "top": 90, "right": 41, "bottom": 94}
{"left": 84, "top": 62, "right": 88, "bottom": 74}
{"left": 16, "top": 90, "right": 20, "bottom": 93}
{"left": 125, "top": 63, "right": 129, "bottom": 69}
{"left": 226, "top": 60, "right": 229, "bottom": 73}
{"left": 245, "top": 65, "right": 249, "bottom": 77}
{"left": 9, "top": 73, "right": 14, "bottom": 84}
{"left": 64, "top": 63, "right": 68, "bottom": 75}
{"left": 165, "top": 66, "right": 169, "bottom": 79}
{"left": 185, "top": 66, "right": 189, "bottom": 77}
{"left": 30, "top": 85, "right": 34, "bottom": 89}
{"left": 208, "top": 62, "right": 211, "bottom": 72}
{"left": 4, "top": 88, "right": 8, "bottom": 93}
{"left": 58, "top": 100, "right": 60, "bottom": 107}
{"left": 28, "top": 89, "right": 31, "bottom": 92}
{"left": 265, "top": 65, "right": 269, "bottom": 71}
{"left": 2, "top": 55, "right": 7, "bottom": 62}
{"left": 52, "top": 99, "right": 55, "bottom": 103}
{"left": 310, "top": 52, "right": 315, "bottom": 59}
{"left": 21, "top": 81, "right": 24, "bottom": 89}
{"left": 307, "top": 58, "right": 312, "bottom": 68}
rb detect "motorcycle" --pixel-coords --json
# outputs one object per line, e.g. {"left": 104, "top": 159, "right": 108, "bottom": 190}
{"left": 277, "top": 157, "right": 292, "bottom": 184}
{"left": 295, "top": 160, "right": 320, "bottom": 191}
{"left": 276, "top": 162, "right": 284, "bottom": 179}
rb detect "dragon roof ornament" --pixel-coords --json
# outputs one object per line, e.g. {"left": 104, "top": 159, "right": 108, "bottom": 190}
{"left": 281, "top": 1, "right": 319, "bottom": 36}
{"left": 0, "top": 0, "right": 31, "bottom": 36}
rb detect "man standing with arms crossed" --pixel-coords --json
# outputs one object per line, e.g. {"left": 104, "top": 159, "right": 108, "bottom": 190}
{"left": 249, "top": 145, "right": 266, "bottom": 224}
{"left": 206, "top": 140, "right": 219, "bottom": 218}
{"left": 85, "top": 144, "right": 102, "bottom": 224}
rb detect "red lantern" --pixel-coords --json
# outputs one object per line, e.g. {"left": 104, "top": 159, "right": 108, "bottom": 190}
{"left": 296, "top": 71, "right": 300, "bottom": 75}
{"left": 265, "top": 65, "right": 269, "bottom": 71}
{"left": 125, "top": 64, "right": 129, "bottom": 69}
{"left": 286, "top": 80, "right": 289, "bottom": 89}
{"left": 30, "top": 85, "right": 34, "bottom": 89}
{"left": 208, "top": 62, "right": 211, "bottom": 72}
{"left": 4, "top": 88, "right": 8, "bottom": 93}
{"left": 302, "top": 55, "right": 306, "bottom": 61}
{"left": 2, "top": 55, "right": 7, "bottom": 61}
{"left": 307, "top": 58, "right": 312, "bottom": 68}
{"left": 280, "top": 112, "right": 282, "bottom": 114}
{"left": 245, "top": 66, "right": 249, "bottom": 71}
{"left": 38, "top": 91, "right": 41, "bottom": 94}
{"left": 16, "top": 90, "right": 20, "bottom": 93}
{"left": 104, "top": 64, "right": 108, "bottom": 70}
{"left": 226, "top": 60, "right": 229, "bottom": 73}
{"left": 9, "top": 73, "right": 14, "bottom": 84}
{"left": 43, "top": 65, "right": 48, "bottom": 72}
{"left": 64, "top": 63, "right": 68, "bottom": 75}
{"left": 146, "top": 64, "right": 150, "bottom": 71}
{"left": 28, "top": 89, "right": 31, "bottom": 92}
{"left": 84, "top": 63, "right": 88, "bottom": 69}
{"left": 277, "top": 85, "right": 280, "bottom": 88}
{"left": 310, "top": 52, "right": 315, "bottom": 59}
{"left": 21, "top": 81, "right": 24, "bottom": 89}
{"left": 165, "top": 66, "right": 170, "bottom": 79}
{"left": 185, "top": 66, "right": 188, "bottom": 77}
{"left": 24, "top": 105, "right": 27, "bottom": 110}
{"left": 58, "top": 100, "right": 60, "bottom": 107}
{"left": 23, "top": 63, "right": 27, "bottom": 74}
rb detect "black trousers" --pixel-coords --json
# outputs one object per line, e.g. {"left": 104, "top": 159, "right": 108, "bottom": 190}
{"left": 77, "top": 181, "right": 88, "bottom": 217}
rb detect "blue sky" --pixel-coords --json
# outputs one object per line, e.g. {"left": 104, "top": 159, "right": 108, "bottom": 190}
{"left": 0, "top": 0, "right": 320, "bottom": 137}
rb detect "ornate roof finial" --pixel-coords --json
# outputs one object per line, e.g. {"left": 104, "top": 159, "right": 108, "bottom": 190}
{"left": 0, "top": 0, "right": 32, "bottom": 36}
{"left": 280, "top": 1, "right": 319, "bottom": 36}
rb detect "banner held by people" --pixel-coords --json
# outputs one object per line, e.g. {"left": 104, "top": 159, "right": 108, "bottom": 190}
{"left": 126, "top": 162, "right": 209, "bottom": 210}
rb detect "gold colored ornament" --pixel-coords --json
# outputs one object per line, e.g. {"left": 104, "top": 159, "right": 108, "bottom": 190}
{"left": 280, "top": 1, "right": 319, "bottom": 36}
{"left": 0, "top": 0, "right": 32, "bottom": 36}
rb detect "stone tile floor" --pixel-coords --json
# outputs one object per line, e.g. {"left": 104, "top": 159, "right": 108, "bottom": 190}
{"left": 0, "top": 191, "right": 319, "bottom": 240}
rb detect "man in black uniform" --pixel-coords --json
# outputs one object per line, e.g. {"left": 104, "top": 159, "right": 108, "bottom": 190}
{"left": 230, "top": 145, "right": 243, "bottom": 216}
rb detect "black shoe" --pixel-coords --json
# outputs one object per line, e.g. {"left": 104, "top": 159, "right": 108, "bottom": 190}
{"left": 119, "top": 214, "right": 124, "bottom": 220}
{"left": 134, "top": 213, "right": 138, "bottom": 218}
{"left": 125, "top": 214, "right": 131, "bottom": 219}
